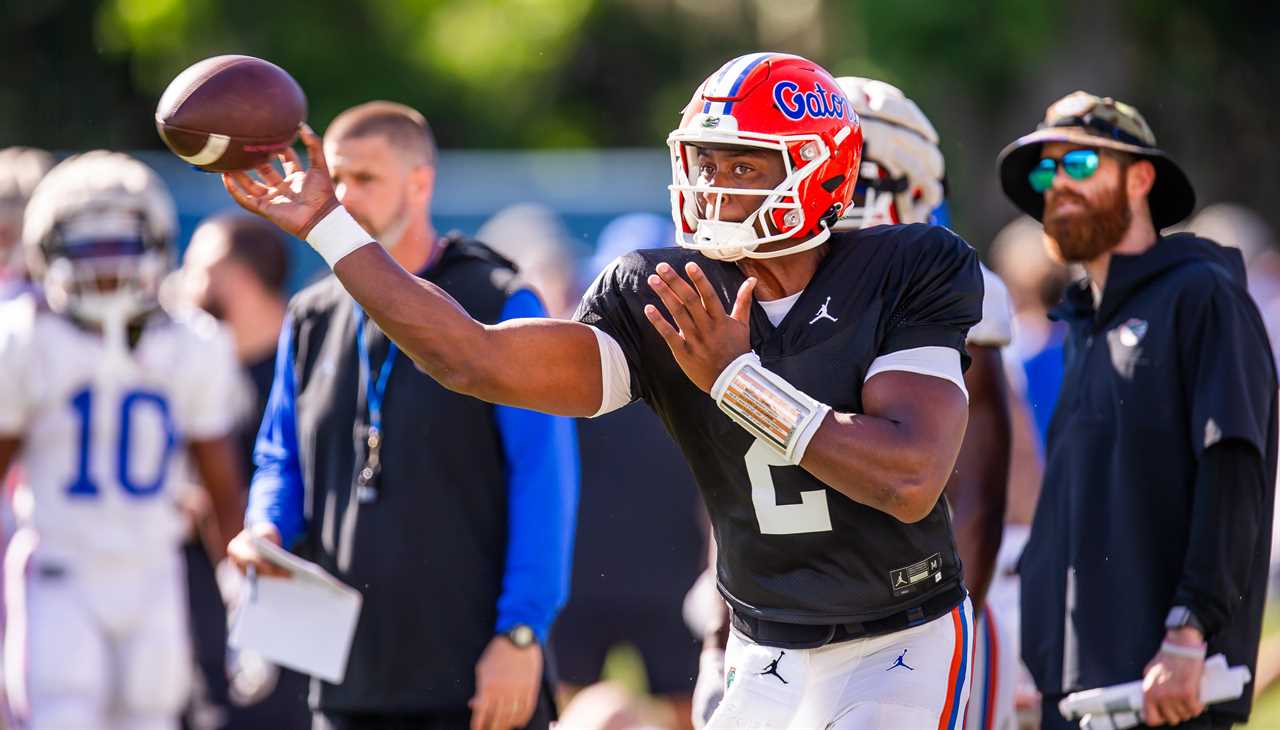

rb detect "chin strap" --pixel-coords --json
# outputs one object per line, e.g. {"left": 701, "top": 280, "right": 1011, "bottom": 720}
{"left": 711, "top": 352, "right": 831, "bottom": 464}
{"left": 695, "top": 223, "right": 834, "bottom": 262}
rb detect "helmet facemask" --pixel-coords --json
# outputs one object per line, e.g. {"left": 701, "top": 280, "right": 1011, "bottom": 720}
{"left": 39, "top": 209, "right": 168, "bottom": 327}
{"left": 668, "top": 116, "right": 844, "bottom": 261}
{"left": 839, "top": 159, "right": 909, "bottom": 230}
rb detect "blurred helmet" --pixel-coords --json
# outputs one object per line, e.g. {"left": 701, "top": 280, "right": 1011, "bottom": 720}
{"left": 22, "top": 151, "right": 175, "bottom": 324}
{"left": 476, "top": 203, "right": 579, "bottom": 318}
{"left": 668, "top": 53, "right": 862, "bottom": 261}
{"left": 831, "top": 77, "right": 944, "bottom": 230}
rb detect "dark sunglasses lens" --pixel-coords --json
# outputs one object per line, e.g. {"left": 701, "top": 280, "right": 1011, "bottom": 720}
{"left": 1028, "top": 159, "right": 1057, "bottom": 193}
{"left": 1062, "top": 150, "right": 1100, "bottom": 180}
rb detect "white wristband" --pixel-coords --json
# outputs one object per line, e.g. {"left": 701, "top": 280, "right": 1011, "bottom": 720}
{"left": 1159, "top": 640, "right": 1207, "bottom": 660}
{"left": 305, "top": 206, "right": 374, "bottom": 268}
{"left": 711, "top": 352, "right": 831, "bottom": 465}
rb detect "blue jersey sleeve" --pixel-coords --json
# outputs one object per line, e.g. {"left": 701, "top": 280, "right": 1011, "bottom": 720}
{"left": 245, "top": 314, "right": 307, "bottom": 548}
{"left": 493, "top": 289, "right": 580, "bottom": 643}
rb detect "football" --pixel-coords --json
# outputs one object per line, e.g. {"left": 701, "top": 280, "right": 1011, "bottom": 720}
{"left": 155, "top": 55, "right": 307, "bottom": 173}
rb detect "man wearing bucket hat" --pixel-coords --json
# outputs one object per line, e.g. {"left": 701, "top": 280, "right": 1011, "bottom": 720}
{"left": 1002, "top": 92, "right": 1278, "bottom": 729}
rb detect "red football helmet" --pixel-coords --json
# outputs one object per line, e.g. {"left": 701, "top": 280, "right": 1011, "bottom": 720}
{"left": 668, "top": 53, "right": 863, "bottom": 261}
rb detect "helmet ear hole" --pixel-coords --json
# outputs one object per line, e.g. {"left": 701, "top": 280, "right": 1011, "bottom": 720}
{"left": 820, "top": 174, "right": 846, "bottom": 194}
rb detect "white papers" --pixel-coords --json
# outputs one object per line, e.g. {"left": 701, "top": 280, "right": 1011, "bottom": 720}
{"left": 228, "top": 536, "right": 363, "bottom": 684}
{"left": 1059, "top": 654, "right": 1252, "bottom": 729}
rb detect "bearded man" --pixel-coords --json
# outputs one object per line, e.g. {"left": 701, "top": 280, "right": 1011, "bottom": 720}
{"left": 998, "top": 92, "right": 1277, "bottom": 729}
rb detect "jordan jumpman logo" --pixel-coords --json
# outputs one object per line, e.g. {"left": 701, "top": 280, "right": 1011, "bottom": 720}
{"left": 886, "top": 648, "right": 915, "bottom": 671}
{"left": 759, "top": 651, "right": 789, "bottom": 684}
{"left": 809, "top": 296, "right": 838, "bottom": 325}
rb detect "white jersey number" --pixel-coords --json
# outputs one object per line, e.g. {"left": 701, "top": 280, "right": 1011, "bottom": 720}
{"left": 745, "top": 440, "right": 832, "bottom": 534}
{"left": 66, "top": 387, "right": 177, "bottom": 499}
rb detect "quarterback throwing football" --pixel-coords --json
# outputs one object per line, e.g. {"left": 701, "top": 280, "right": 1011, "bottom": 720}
{"left": 228, "top": 53, "right": 981, "bottom": 729}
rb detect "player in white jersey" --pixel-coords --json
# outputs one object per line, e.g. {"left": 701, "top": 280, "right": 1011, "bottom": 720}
{"left": 0, "top": 151, "right": 246, "bottom": 730}
{"left": 834, "top": 76, "right": 1021, "bottom": 730}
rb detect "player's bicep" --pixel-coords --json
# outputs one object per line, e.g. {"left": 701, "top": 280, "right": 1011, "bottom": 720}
{"left": 477, "top": 317, "right": 606, "bottom": 417}
{"left": 861, "top": 370, "right": 969, "bottom": 458}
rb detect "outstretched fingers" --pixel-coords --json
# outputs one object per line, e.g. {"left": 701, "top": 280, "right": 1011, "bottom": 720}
{"left": 731, "top": 277, "right": 757, "bottom": 323}
{"left": 654, "top": 262, "right": 710, "bottom": 328}
{"left": 298, "top": 123, "right": 329, "bottom": 175}
{"left": 255, "top": 160, "right": 284, "bottom": 187}
{"left": 648, "top": 273, "right": 699, "bottom": 336}
{"left": 644, "top": 303, "right": 684, "bottom": 352}
{"left": 222, "top": 172, "right": 267, "bottom": 213}
{"left": 684, "top": 261, "right": 727, "bottom": 317}
{"left": 278, "top": 145, "right": 303, "bottom": 176}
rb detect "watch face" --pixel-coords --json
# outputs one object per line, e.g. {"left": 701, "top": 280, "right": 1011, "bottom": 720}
{"left": 509, "top": 625, "right": 535, "bottom": 647}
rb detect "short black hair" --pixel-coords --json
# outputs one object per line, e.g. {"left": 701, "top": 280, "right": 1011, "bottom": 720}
{"left": 324, "top": 101, "right": 437, "bottom": 167}
{"left": 200, "top": 213, "right": 289, "bottom": 294}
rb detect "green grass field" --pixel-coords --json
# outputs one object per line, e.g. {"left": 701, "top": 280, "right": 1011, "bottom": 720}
{"left": 1243, "top": 688, "right": 1280, "bottom": 729}
{"left": 1241, "top": 606, "right": 1280, "bottom": 729}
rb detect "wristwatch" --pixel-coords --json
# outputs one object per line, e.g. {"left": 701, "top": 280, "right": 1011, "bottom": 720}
{"left": 504, "top": 624, "right": 536, "bottom": 648}
{"left": 1164, "top": 606, "right": 1206, "bottom": 636}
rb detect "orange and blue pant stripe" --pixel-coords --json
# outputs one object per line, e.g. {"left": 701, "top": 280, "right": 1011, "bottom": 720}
{"left": 937, "top": 604, "right": 972, "bottom": 730}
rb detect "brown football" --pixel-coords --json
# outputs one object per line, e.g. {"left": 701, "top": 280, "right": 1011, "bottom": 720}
{"left": 155, "top": 55, "right": 307, "bottom": 173}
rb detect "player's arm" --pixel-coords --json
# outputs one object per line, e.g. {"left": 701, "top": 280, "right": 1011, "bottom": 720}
{"left": 644, "top": 259, "right": 974, "bottom": 524}
{"left": 221, "top": 126, "right": 602, "bottom": 417}
{"left": 333, "top": 247, "right": 601, "bottom": 416}
{"left": 801, "top": 372, "right": 968, "bottom": 523}
{"left": 0, "top": 437, "right": 20, "bottom": 485}
{"left": 188, "top": 436, "right": 247, "bottom": 561}
{"left": 940, "top": 344, "right": 1011, "bottom": 608}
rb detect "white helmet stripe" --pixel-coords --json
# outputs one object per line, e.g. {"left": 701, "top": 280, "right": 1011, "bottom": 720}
{"left": 701, "top": 52, "right": 773, "bottom": 115}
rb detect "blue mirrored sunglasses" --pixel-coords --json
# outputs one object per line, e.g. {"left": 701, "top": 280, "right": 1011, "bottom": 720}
{"left": 1028, "top": 149, "right": 1100, "bottom": 193}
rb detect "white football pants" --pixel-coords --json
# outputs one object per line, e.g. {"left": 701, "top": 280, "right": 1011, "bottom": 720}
{"left": 709, "top": 599, "right": 974, "bottom": 730}
{"left": 4, "top": 529, "right": 193, "bottom": 730}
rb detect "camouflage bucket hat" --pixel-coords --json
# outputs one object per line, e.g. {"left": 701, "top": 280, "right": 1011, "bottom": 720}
{"left": 996, "top": 91, "right": 1195, "bottom": 229}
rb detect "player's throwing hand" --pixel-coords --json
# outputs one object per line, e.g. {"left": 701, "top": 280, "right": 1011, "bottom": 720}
{"left": 644, "top": 261, "right": 756, "bottom": 393}
{"left": 221, "top": 124, "right": 340, "bottom": 240}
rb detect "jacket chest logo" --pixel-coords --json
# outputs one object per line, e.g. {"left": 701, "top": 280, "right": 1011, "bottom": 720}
{"left": 1115, "top": 318, "right": 1148, "bottom": 347}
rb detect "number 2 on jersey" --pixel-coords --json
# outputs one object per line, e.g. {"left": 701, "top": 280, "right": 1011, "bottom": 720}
{"left": 66, "top": 387, "right": 177, "bottom": 498}
{"left": 745, "top": 440, "right": 832, "bottom": 534}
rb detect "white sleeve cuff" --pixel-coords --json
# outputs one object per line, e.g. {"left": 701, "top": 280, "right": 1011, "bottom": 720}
{"left": 865, "top": 346, "right": 968, "bottom": 401}
{"left": 305, "top": 206, "right": 375, "bottom": 268}
{"left": 590, "top": 326, "right": 634, "bottom": 417}
{"left": 967, "top": 264, "right": 1015, "bottom": 347}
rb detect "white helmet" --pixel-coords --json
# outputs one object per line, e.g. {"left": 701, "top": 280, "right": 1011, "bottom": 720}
{"left": 22, "top": 151, "right": 175, "bottom": 324}
{"left": 831, "top": 77, "right": 944, "bottom": 230}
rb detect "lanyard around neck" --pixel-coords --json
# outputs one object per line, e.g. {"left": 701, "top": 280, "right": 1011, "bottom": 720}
{"left": 353, "top": 305, "right": 397, "bottom": 435}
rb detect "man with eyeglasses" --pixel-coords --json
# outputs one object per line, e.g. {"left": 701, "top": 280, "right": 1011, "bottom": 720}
{"left": 1000, "top": 92, "right": 1277, "bottom": 729}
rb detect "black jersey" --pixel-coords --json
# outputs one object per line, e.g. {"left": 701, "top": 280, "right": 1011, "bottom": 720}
{"left": 574, "top": 223, "right": 984, "bottom": 625}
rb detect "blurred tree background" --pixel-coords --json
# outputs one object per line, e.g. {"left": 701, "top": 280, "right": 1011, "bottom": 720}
{"left": 1, "top": 0, "right": 1276, "bottom": 249}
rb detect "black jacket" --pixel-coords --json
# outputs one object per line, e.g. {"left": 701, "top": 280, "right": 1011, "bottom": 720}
{"left": 1020, "top": 233, "right": 1277, "bottom": 722}
{"left": 287, "top": 237, "right": 526, "bottom": 713}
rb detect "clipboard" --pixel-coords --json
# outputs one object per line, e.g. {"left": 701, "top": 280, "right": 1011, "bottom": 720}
{"left": 228, "top": 536, "right": 363, "bottom": 684}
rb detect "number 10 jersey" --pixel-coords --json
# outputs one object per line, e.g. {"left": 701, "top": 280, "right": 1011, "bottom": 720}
{"left": 0, "top": 296, "right": 245, "bottom": 563}
{"left": 574, "top": 224, "right": 984, "bottom": 625}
